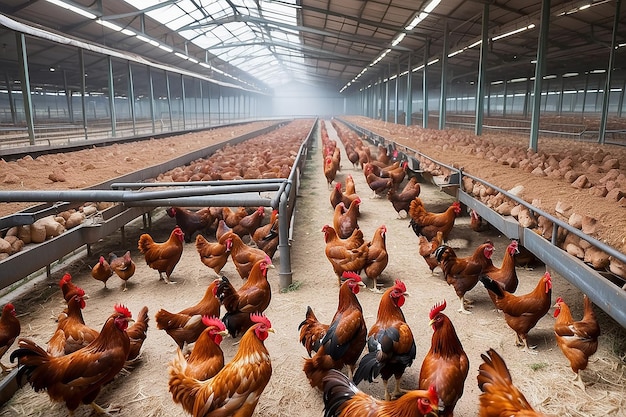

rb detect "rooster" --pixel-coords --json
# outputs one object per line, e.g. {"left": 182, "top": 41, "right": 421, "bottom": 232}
{"left": 138, "top": 226, "right": 185, "bottom": 284}
{"left": 0, "top": 303, "right": 20, "bottom": 373}
{"left": 11, "top": 304, "right": 134, "bottom": 416}
{"left": 90, "top": 255, "right": 113, "bottom": 288}
{"left": 166, "top": 206, "right": 216, "bottom": 243}
{"left": 435, "top": 241, "right": 495, "bottom": 314}
{"left": 155, "top": 279, "right": 221, "bottom": 349}
{"left": 553, "top": 294, "right": 600, "bottom": 390}
{"left": 169, "top": 313, "right": 274, "bottom": 417}
{"left": 302, "top": 272, "right": 367, "bottom": 389}
{"left": 108, "top": 250, "right": 136, "bottom": 291}
{"left": 408, "top": 198, "right": 462, "bottom": 241}
{"left": 419, "top": 300, "right": 469, "bottom": 417}
{"left": 232, "top": 206, "right": 266, "bottom": 238}
{"left": 195, "top": 233, "right": 233, "bottom": 275}
{"left": 323, "top": 369, "right": 439, "bottom": 417}
{"left": 252, "top": 209, "right": 279, "bottom": 259}
{"left": 481, "top": 271, "right": 552, "bottom": 354}
{"left": 387, "top": 176, "right": 421, "bottom": 219}
{"left": 364, "top": 225, "right": 389, "bottom": 292}
{"left": 333, "top": 199, "right": 361, "bottom": 239}
{"left": 478, "top": 348, "right": 549, "bottom": 417}
{"left": 418, "top": 231, "right": 443, "bottom": 274}
{"left": 353, "top": 280, "right": 415, "bottom": 400}
{"left": 482, "top": 240, "right": 519, "bottom": 307}
{"left": 175, "top": 316, "right": 228, "bottom": 381}
{"left": 323, "top": 225, "right": 369, "bottom": 286}
{"left": 222, "top": 230, "right": 267, "bottom": 279}
{"left": 215, "top": 256, "right": 274, "bottom": 337}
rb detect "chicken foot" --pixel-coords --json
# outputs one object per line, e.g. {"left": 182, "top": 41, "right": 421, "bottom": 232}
{"left": 517, "top": 334, "right": 538, "bottom": 355}
{"left": 572, "top": 371, "right": 587, "bottom": 391}
{"left": 457, "top": 296, "right": 472, "bottom": 314}
{"left": 90, "top": 401, "right": 121, "bottom": 415}
{"left": 158, "top": 272, "right": 177, "bottom": 284}
{"left": 0, "top": 362, "right": 15, "bottom": 373}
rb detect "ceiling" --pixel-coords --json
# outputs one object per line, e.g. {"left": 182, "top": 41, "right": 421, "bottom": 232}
{"left": 0, "top": 0, "right": 624, "bottom": 94}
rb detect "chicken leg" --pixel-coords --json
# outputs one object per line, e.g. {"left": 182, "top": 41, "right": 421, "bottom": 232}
{"left": 517, "top": 334, "right": 538, "bottom": 355}
{"left": 159, "top": 271, "right": 177, "bottom": 284}
{"left": 457, "top": 296, "right": 472, "bottom": 314}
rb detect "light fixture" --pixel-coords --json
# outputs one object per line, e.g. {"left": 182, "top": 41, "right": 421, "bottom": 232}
{"left": 492, "top": 24, "right": 535, "bottom": 41}
{"left": 46, "top": 0, "right": 96, "bottom": 19}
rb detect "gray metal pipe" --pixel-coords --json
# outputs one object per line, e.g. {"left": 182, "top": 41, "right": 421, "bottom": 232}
{"left": 111, "top": 179, "right": 286, "bottom": 189}
{"left": 123, "top": 196, "right": 273, "bottom": 208}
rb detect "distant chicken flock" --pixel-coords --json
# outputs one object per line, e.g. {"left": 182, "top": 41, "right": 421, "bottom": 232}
{"left": 0, "top": 119, "right": 602, "bottom": 417}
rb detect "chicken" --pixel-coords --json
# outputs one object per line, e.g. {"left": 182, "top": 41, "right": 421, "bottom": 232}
{"left": 364, "top": 163, "right": 393, "bottom": 198}
{"left": 223, "top": 230, "right": 268, "bottom": 279}
{"left": 480, "top": 271, "right": 553, "bottom": 353}
{"left": 176, "top": 316, "right": 227, "bottom": 381}
{"left": 324, "top": 155, "right": 339, "bottom": 188}
{"left": 435, "top": 242, "right": 495, "bottom": 314}
{"left": 251, "top": 209, "right": 279, "bottom": 259}
{"left": 302, "top": 272, "right": 367, "bottom": 389}
{"left": 333, "top": 198, "right": 361, "bottom": 239}
{"left": 553, "top": 294, "right": 600, "bottom": 390}
{"left": 382, "top": 161, "right": 408, "bottom": 189}
{"left": 215, "top": 219, "right": 232, "bottom": 241}
{"left": 364, "top": 225, "right": 389, "bottom": 291}
{"left": 482, "top": 240, "right": 519, "bottom": 307}
{"left": 330, "top": 181, "right": 360, "bottom": 211}
{"left": 222, "top": 206, "right": 249, "bottom": 229}
{"left": 345, "top": 174, "right": 357, "bottom": 195}
{"left": 155, "top": 279, "right": 221, "bottom": 349}
{"left": 215, "top": 255, "right": 274, "bottom": 337}
{"left": 90, "top": 255, "right": 113, "bottom": 288}
{"left": 298, "top": 306, "right": 329, "bottom": 357}
{"left": 10, "top": 304, "right": 133, "bottom": 416}
{"left": 477, "top": 348, "right": 549, "bottom": 417}
{"left": 59, "top": 273, "right": 80, "bottom": 303}
{"left": 108, "top": 250, "right": 136, "bottom": 291}
{"left": 166, "top": 206, "right": 216, "bottom": 243}
{"left": 125, "top": 305, "right": 149, "bottom": 364}
{"left": 47, "top": 288, "right": 98, "bottom": 357}
{"left": 232, "top": 206, "right": 265, "bottom": 238}
{"left": 387, "top": 176, "right": 421, "bottom": 219}
{"left": 419, "top": 300, "right": 469, "bottom": 417}
{"left": 470, "top": 209, "right": 488, "bottom": 232}
{"left": 0, "top": 303, "right": 20, "bottom": 373}
{"left": 408, "top": 198, "right": 462, "bottom": 241}
{"left": 324, "top": 369, "right": 438, "bottom": 417}
{"left": 418, "top": 231, "right": 444, "bottom": 274}
{"left": 169, "top": 313, "right": 274, "bottom": 417}
{"left": 353, "top": 280, "right": 415, "bottom": 400}
{"left": 195, "top": 233, "right": 232, "bottom": 275}
{"left": 138, "top": 226, "right": 185, "bottom": 284}
{"left": 323, "top": 225, "right": 369, "bottom": 286}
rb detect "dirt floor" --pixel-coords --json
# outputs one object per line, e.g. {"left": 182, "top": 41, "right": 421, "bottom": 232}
{"left": 0, "top": 120, "right": 625, "bottom": 416}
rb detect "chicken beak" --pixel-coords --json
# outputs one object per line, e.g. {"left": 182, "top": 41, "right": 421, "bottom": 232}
{"left": 403, "top": 291, "right": 411, "bottom": 297}
{"left": 126, "top": 318, "right": 135, "bottom": 324}
{"left": 428, "top": 318, "right": 435, "bottom": 328}
{"left": 268, "top": 264, "right": 276, "bottom": 269}
{"left": 268, "top": 327, "right": 276, "bottom": 334}
{"left": 357, "top": 281, "right": 366, "bottom": 288}
{"left": 218, "top": 330, "right": 230, "bottom": 338}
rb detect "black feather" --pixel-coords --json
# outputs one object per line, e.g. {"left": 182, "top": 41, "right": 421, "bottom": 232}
{"left": 480, "top": 275, "right": 504, "bottom": 298}
{"left": 434, "top": 245, "right": 449, "bottom": 262}
{"left": 352, "top": 350, "right": 382, "bottom": 384}
{"left": 323, "top": 369, "right": 358, "bottom": 417}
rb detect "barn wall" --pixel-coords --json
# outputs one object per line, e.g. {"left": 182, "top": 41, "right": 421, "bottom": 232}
{"left": 266, "top": 81, "right": 345, "bottom": 118}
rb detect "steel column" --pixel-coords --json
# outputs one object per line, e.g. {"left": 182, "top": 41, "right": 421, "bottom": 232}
{"left": 180, "top": 74, "right": 186, "bottom": 130}
{"left": 385, "top": 65, "right": 390, "bottom": 121}
{"left": 63, "top": 70, "right": 73, "bottom": 124}
{"left": 423, "top": 38, "right": 430, "bottom": 128}
{"left": 79, "top": 48, "right": 88, "bottom": 139}
{"left": 15, "top": 32, "right": 35, "bottom": 145}
{"left": 165, "top": 71, "right": 173, "bottom": 130}
{"left": 147, "top": 66, "right": 156, "bottom": 133}
{"left": 4, "top": 72, "right": 17, "bottom": 125}
{"left": 439, "top": 20, "right": 448, "bottom": 130}
{"left": 107, "top": 56, "right": 116, "bottom": 137}
{"left": 529, "top": 0, "right": 550, "bottom": 151}
{"left": 127, "top": 61, "right": 136, "bottom": 135}
{"left": 475, "top": 6, "right": 489, "bottom": 135}
{"left": 599, "top": 0, "right": 621, "bottom": 144}
{"left": 502, "top": 78, "right": 508, "bottom": 117}
{"left": 406, "top": 55, "right": 412, "bottom": 126}
{"left": 394, "top": 59, "right": 399, "bottom": 124}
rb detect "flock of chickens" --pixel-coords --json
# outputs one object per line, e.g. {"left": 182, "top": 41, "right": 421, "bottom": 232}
{"left": 0, "top": 118, "right": 604, "bottom": 417}
{"left": 300, "top": 120, "right": 602, "bottom": 416}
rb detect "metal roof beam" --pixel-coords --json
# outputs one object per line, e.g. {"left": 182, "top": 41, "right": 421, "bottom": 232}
{"left": 100, "top": 0, "right": 180, "bottom": 21}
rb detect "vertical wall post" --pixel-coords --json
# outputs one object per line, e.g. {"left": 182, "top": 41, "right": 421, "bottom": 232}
{"left": 475, "top": 4, "right": 489, "bottom": 136}
{"left": 16, "top": 33, "right": 35, "bottom": 145}
{"left": 529, "top": 0, "right": 550, "bottom": 152}
{"left": 127, "top": 61, "right": 136, "bottom": 135}
{"left": 107, "top": 56, "right": 116, "bottom": 137}
{"left": 406, "top": 54, "right": 412, "bottom": 126}
{"left": 147, "top": 66, "right": 156, "bottom": 133}
{"left": 4, "top": 72, "right": 17, "bottom": 125}
{"left": 503, "top": 78, "right": 508, "bottom": 117}
{"left": 78, "top": 49, "right": 88, "bottom": 139}
{"left": 439, "top": 20, "right": 448, "bottom": 130}
{"left": 63, "top": 70, "right": 73, "bottom": 123}
{"left": 385, "top": 65, "right": 390, "bottom": 121}
{"left": 599, "top": 0, "right": 621, "bottom": 143}
{"left": 558, "top": 75, "right": 565, "bottom": 116}
{"left": 180, "top": 74, "right": 186, "bottom": 130}
{"left": 394, "top": 59, "right": 399, "bottom": 124}
{"left": 165, "top": 72, "right": 173, "bottom": 130}
{"left": 423, "top": 38, "right": 430, "bottom": 128}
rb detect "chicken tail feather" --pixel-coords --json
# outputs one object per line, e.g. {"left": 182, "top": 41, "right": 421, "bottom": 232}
{"left": 10, "top": 339, "right": 51, "bottom": 391}
{"left": 322, "top": 369, "right": 358, "bottom": 417}
{"left": 480, "top": 275, "right": 504, "bottom": 298}
{"left": 352, "top": 350, "right": 382, "bottom": 384}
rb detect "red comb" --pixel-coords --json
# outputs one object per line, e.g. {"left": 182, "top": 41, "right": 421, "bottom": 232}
{"left": 429, "top": 300, "right": 447, "bottom": 320}
{"left": 251, "top": 313, "right": 271, "bottom": 328}
{"left": 394, "top": 279, "right": 406, "bottom": 293}
{"left": 60, "top": 273, "right": 72, "bottom": 285}
{"left": 202, "top": 316, "right": 226, "bottom": 330}
{"left": 342, "top": 271, "right": 361, "bottom": 282}
{"left": 4, "top": 303, "right": 14, "bottom": 311}
{"left": 114, "top": 304, "right": 132, "bottom": 318}
{"left": 555, "top": 297, "right": 564, "bottom": 304}
{"left": 427, "top": 385, "right": 438, "bottom": 406}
